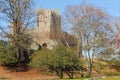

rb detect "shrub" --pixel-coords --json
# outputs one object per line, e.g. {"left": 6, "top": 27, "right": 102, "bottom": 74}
{"left": 30, "top": 45, "right": 82, "bottom": 78}
{"left": 0, "top": 45, "right": 17, "bottom": 66}
{"left": 29, "top": 49, "right": 50, "bottom": 70}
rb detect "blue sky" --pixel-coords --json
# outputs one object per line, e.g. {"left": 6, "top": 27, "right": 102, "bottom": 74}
{"left": 35, "top": 0, "right": 120, "bottom": 16}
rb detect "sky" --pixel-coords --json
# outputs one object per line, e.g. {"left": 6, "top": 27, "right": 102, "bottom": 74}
{"left": 35, "top": 0, "right": 120, "bottom": 16}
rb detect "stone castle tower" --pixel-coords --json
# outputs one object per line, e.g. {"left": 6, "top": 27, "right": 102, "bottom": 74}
{"left": 36, "top": 9, "right": 61, "bottom": 48}
{"left": 37, "top": 9, "right": 61, "bottom": 40}
{"left": 26, "top": 9, "right": 61, "bottom": 49}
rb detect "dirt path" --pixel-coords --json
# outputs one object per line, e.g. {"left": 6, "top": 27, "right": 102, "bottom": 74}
{"left": 0, "top": 66, "right": 58, "bottom": 80}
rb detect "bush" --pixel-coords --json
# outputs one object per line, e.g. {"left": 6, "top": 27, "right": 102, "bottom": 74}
{"left": 29, "top": 49, "right": 50, "bottom": 70}
{"left": 0, "top": 45, "right": 17, "bottom": 66}
{"left": 30, "top": 45, "right": 82, "bottom": 78}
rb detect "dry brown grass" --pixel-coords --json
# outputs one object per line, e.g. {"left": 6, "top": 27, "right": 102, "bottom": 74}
{"left": 0, "top": 65, "right": 58, "bottom": 80}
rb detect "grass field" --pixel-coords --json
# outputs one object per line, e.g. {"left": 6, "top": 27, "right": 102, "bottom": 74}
{"left": 101, "top": 76, "right": 120, "bottom": 80}
{"left": 60, "top": 78, "right": 88, "bottom": 80}
{"left": 59, "top": 76, "right": 120, "bottom": 80}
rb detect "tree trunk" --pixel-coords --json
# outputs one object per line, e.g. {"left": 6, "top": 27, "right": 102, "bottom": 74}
{"left": 87, "top": 49, "right": 92, "bottom": 77}
{"left": 60, "top": 69, "right": 63, "bottom": 79}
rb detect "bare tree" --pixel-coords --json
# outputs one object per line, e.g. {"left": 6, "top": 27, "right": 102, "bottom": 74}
{"left": 63, "top": 4, "right": 112, "bottom": 76}
{"left": 0, "top": 0, "right": 35, "bottom": 67}
{"left": 112, "top": 18, "right": 120, "bottom": 53}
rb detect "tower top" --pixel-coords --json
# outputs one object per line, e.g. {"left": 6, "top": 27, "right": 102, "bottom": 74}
{"left": 37, "top": 8, "right": 60, "bottom": 16}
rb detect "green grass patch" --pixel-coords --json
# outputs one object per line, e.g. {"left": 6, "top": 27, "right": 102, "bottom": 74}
{"left": 101, "top": 76, "right": 120, "bottom": 80}
{"left": 59, "top": 76, "right": 120, "bottom": 80}
{"left": 59, "top": 78, "right": 87, "bottom": 80}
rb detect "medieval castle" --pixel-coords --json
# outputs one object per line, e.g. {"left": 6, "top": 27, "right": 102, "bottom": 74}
{"left": 10, "top": 9, "right": 76, "bottom": 50}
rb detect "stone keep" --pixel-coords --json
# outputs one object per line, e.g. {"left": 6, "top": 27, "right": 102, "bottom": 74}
{"left": 30, "top": 9, "right": 61, "bottom": 49}
{"left": 37, "top": 9, "right": 61, "bottom": 39}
